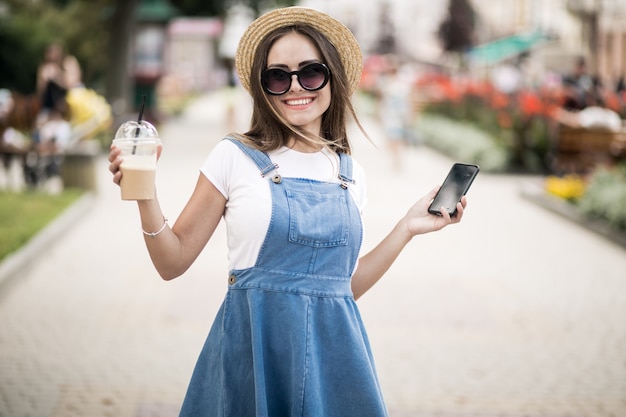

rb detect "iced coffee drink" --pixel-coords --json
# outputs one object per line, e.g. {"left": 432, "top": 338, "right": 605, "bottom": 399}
{"left": 113, "top": 120, "right": 160, "bottom": 200}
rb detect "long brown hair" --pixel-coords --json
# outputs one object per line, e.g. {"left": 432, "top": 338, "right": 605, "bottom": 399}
{"left": 241, "top": 25, "right": 366, "bottom": 154}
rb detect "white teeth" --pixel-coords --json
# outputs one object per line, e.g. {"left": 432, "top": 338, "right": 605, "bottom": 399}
{"left": 285, "top": 98, "right": 312, "bottom": 106}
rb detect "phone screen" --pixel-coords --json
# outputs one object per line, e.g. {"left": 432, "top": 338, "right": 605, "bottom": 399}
{"left": 428, "top": 163, "right": 479, "bottom": 216}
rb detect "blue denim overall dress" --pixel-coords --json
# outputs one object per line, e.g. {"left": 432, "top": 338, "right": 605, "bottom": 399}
{"left": 179, "top": 138, "right": 388, "bottom": 417}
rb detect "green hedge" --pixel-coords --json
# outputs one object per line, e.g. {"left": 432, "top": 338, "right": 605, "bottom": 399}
{"left": 416, "top": 112, "right": 510, "bottom": 172}
{"left": 577, "top": 164, "right": 626, "bottom": 232}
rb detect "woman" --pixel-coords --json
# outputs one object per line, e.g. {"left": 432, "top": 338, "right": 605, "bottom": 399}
{"left": 37, "top": 42, "right": 81, "bottom": 123}
{"left": 109, "top": 7, "right": 467, "bottom": 417}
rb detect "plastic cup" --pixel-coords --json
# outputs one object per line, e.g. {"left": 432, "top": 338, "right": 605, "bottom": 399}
{"left": 112, "top": 120, "right": 160, "bottom": 200}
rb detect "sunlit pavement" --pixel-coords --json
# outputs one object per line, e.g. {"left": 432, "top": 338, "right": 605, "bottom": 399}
{"left": 1, "top": 88, "right": 625, "bottom": 417}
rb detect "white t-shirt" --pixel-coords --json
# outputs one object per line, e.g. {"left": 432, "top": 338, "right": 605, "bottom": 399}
{"left": 201, "top": 139, "right": 367, "bottom": 270}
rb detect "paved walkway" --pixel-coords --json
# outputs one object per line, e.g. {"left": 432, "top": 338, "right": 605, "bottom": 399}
{"left": 1, "top": 89, "right": 625, "bottom": 417}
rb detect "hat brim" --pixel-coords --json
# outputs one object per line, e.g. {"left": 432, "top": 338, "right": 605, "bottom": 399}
{"left": 235, "top": 7, "right": 362, "bottom": 95}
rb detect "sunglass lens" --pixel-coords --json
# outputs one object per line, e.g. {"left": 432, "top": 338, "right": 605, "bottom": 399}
{"left": 299, "top": 64, "right": 328, "bottom": 90}
{"left": 264, "top": 69, "right": 291, "bottom": 94}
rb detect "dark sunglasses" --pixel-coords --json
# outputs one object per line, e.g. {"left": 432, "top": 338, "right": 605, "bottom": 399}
{"left": 261, "top": 62, "right": 331, "bottom": 95}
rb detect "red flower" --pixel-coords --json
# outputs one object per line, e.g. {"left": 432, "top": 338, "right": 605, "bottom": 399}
{"left": 518, "top": 90, "right": 543, "bottom": 116}
{"left": 440, "top": 78, "right": 463, "bottom": 102}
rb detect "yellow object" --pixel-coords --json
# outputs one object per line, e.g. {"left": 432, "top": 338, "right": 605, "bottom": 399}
{"left": 545, "top": 175, "right": 586, "bottom": 200}
{"left": 66, "top": 87, "right": 113, "bottom": 140}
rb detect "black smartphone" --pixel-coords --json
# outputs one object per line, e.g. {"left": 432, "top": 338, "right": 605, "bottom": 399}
{"left": 428, "top": 163, "right": 479, "bottom": 216}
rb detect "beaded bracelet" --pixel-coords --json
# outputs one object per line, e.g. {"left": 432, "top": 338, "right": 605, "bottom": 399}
{"left": 143, "top": 216, "right": 168, "bottom": 238}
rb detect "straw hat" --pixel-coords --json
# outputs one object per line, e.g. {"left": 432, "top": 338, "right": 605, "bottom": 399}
{"left": 235, "top": 7, "right": 363, "bottom": 95}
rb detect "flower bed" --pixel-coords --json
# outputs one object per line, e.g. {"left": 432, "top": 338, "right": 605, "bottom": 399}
{"left": 415, "top": 72, "right": 626, "bottom": 174}
{"left": 538, "top": 163, "right": 626, "bottom": 245}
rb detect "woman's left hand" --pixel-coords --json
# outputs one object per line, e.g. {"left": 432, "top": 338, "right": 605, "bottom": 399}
{"left": 402, "top": 186, "right": 467, "bottom": 236}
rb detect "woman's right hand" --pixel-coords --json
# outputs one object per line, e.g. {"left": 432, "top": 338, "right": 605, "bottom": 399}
{"left": 108, "top": 143, "right": 163, "bottom": 186}
{"left": 108, "top": 144, "right": 123, "bottom": 186}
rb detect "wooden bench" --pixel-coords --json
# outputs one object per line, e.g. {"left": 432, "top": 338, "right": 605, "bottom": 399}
{"left": 550, "top": 125, "right": 626, "bottom": 174}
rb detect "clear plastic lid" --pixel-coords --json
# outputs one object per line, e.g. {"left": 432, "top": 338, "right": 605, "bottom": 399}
{"left": 114, "top": 120, "right": 160, "bottom": 142}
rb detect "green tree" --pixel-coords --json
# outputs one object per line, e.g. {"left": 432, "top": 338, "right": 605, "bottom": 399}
{"left": 104, "top": 0, "right": 140, "bottom": 113}
{"left": 0, "top": 0, "right": 295, "bottom": 102}
{"left": 0, "top": 0, "right": 113, "bottom": 94}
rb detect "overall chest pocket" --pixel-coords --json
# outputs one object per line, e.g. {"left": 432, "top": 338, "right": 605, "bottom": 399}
{"left": 285, "top": 188, "right": 349, "bottom": 247}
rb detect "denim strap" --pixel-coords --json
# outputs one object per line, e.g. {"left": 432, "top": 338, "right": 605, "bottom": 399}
{"left": 338, "top": 152, "right": 354, "bottom": 187}
{"left": 225, "top": 135, "right": 278, "bottom": 177}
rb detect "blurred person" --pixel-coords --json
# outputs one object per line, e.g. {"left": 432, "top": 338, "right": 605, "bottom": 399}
{"left": 37, "top": 42, "right": 70, "bottom": 124}
{"left": 31, "top": 42, "right": 82, "bottom": 191}
{"left": 562, "top": 57, "right": 593, "bottom": 111}
{"left": 223, "top": 62, "right": 241, "bottom": 132}
{"left": 28, "top": 114, "right": 71, "bottom": 193}
{"left": 109, "top": 7, "right": 469, "bottom": 416}
{"left": 0, "top": 89, "right": 25, "bottom": 182}
{"left": 36, "top": 42, "right": 83, "bottom": 123}
{"left": 376, "top": 55, "right": 416, "bottom": 171}
{"left": 615, "top": 76, "right": 626, "bottom": 119}
{"left": 62, "top": 53, "right": 83, "bottom": 90}
{"left": 616, "top": 76, "right": 625, "bottom": 94}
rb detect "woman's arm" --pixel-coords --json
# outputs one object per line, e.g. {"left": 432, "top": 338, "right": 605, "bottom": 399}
{"left": 138, "top": 175, "right": 226, "bottom": 280}
{"left": 351, "top": 187, "right": 466, "bottom": 300}
{"left": 110, "top": 145, "right": 226, "bottom": 281}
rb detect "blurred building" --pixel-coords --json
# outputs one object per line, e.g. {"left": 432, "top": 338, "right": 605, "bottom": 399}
{"left": 298, "top": 0, "right": 448, "bottom": 61}
{"left": 160, "top": 5, "right": 253, "bottom": 94}
{"left": 164, "top": 18, "right": 224, "bottom": 92}
{"left": 596, "top": 0, "right": 626, "bottom": 87}
{"left": 297, "top": 0, "right": 625, "bottom": 87}
{"left": 156, "top": 0, "right": 624, "bottom": 94}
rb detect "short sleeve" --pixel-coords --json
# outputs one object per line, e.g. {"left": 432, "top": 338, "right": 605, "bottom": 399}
{"left": 200, "top": 139, "right": 244, "bottom": 199}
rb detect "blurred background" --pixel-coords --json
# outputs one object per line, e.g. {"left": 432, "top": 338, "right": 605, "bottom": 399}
{"left": 1, "top": 1, "right": 626, "bottom": 416}
{"left": 1, "top": 0, "right": 625, "bottom": 225}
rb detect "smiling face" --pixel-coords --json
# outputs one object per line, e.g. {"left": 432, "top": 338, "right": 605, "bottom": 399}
{"left": 265, "top": 32, "right": 331, "bottom": 142}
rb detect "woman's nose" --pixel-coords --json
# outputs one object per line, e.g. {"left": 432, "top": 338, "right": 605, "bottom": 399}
{"left": 289, "top": 74, "right": 303, "bottom": 92}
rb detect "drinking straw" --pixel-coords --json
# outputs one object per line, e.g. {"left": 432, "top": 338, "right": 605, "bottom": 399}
{"left": 132, "top": 95, "right": 146, "bottom": 154}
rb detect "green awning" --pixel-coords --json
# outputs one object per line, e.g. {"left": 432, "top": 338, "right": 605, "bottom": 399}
{"left": 468, "top": 31, "right": 551, "bottom": 65}
{"left": 136, "top": 0, "right": 179, "bottom": 22}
